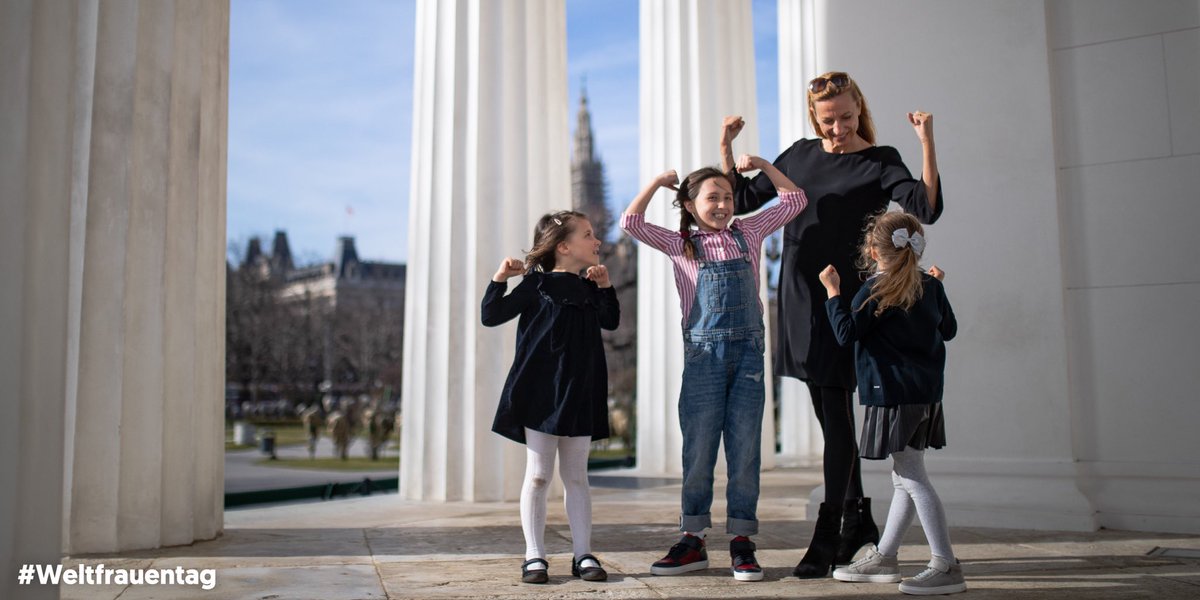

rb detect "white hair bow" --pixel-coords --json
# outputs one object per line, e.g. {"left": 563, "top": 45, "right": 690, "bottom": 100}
{"left": 891, "top": 228, "right": 925, "bottom": 256}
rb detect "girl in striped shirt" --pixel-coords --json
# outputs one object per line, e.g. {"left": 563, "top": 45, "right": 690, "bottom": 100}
{"left": 621, "top": 155, "right": 806, "bottom": 581}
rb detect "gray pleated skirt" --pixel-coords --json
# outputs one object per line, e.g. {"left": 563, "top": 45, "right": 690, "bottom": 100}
{"left": 859, "top": 402, "right": 946, "bottom": 460}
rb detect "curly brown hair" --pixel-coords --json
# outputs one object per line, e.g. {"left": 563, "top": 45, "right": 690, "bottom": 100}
{"left": 524, "top": 210, "right": 590, "bottom": 272}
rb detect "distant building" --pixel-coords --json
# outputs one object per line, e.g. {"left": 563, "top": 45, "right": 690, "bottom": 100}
{"left": 228, "top": 232, "right": 406, "bottom": 402}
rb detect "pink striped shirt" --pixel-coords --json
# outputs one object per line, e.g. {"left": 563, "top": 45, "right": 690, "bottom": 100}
{"left": 620, "top": 189, "right": 808, "bottom": 326}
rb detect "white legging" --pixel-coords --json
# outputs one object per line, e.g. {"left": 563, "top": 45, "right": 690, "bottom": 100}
{"left": 876, "top": 448, "right": 956, "bottom": 562}
{"left": 522, "top": 428, "right": 593, "bottom": 561}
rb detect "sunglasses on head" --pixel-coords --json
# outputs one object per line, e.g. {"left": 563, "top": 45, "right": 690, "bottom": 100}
{"left": 808, "top": 73, "right": 850, "bottom": 94}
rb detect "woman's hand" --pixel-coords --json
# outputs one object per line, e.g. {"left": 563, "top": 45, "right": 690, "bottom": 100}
{"left": 818, "top": 264, "right": 841, "bottom": 297}
{"left": 655, "top": 169, "right": 680, "bottom": 191}
{"left": 735, "top": 154, "right": 764, "bottom": 173}
{"left": 928, "top": 265, "right": 945, "bottom": 281}
{"left": 908, "top": 111, "right": 934, "bottom": 145}
{"left": 721, "top": 115, "right": 745, "bottom": 145}
{"left": 493, "top": 257, "right": 525, "bottom": 282}
{"left": 586, "top": 265, "right": 611, "bottom": 288}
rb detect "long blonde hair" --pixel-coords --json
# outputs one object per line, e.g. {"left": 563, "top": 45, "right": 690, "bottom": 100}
{"left": 856, "top": 211, "right": 925, "bottom": 316}
{"left": 807, "top": 71, "right": 876, "bottom": 145}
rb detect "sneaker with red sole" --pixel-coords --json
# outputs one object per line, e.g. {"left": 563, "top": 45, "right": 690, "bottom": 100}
{"left": 730, "top": 536, "right": 764, "bottom": 581}
{"left": 650, "top": 534, "right": 709, "bottom": 575}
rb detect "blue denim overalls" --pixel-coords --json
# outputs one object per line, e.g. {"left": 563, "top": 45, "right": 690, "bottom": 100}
{"left": 678, "top": 225, "right": 767, "bottom": 536}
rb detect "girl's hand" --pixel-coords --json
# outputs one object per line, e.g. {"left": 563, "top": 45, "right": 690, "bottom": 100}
{"left": 586, "top": 265, "right": 611, "bottom": 288}
{"left": 721, "top": 115, "right": 745, "bottom": 145}
{"left": 907, "top": 110, "right": 934, "bottom": 145}
{"left": 735, "top": 154, "right": 762, "bottom": 173}
{"left": 818, "top": 264, "right": 841, "bottom": 296}
{"left": 928, "top": 265, "right": 945, "bottom": 281}
{"left": 493, "top": 257, "right": 525, "bottom": 282}
{"left": 655, "top": 169, "right": 680, "bottom": 191}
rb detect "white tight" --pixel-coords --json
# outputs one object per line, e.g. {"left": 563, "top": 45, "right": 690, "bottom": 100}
{"left": 876, "top": 448, "right": 956, "bottom": 562}
{"left": 521, "top": 428, "right": 593, "bottom": 561}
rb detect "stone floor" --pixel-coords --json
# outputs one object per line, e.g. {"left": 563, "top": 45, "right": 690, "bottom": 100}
{"left": 60, "top": 467, "right": 1200, "bottom": 599}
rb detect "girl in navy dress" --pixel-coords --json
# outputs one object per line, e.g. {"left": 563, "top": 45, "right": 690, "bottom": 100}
{"left": 818, "top": 211, "right": 965, "bottom": 595}
{"left": 481, "top": 211, "right": 619, "bottom": 585}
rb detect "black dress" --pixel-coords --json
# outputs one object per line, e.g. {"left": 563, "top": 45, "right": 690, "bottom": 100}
{"left": 734, "top": 138, "right": 945, "bottom": 389}
{"left": 480, "top": 270, "right": 619, "bottom": 444}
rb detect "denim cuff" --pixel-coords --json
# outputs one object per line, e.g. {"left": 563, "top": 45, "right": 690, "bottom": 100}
{"left": 726, "top": 516, "right": 759, "bottom": 536}
{"left": 679, "top": 512, "right": 712, "bottom": 533}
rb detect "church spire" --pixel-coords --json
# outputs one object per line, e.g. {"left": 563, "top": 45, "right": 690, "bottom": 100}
{"left": 573, "top": 79, "right": 595, "bottom": 165}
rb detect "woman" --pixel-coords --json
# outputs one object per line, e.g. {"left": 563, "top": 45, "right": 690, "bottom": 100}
{"left": 721, "top": 71, "right": 943, "bottom": 578}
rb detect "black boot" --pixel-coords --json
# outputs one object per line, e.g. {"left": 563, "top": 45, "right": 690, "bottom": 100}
{"left": 793, "top": 502, "right": 842, "bottom": 578}
{"left": 836, "top": 497, "right": 881, "bottom": 565}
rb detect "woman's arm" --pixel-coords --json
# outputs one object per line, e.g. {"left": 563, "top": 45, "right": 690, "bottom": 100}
{"left": 722, "top": 115, "right": 793, "bottom": 216}
{"left": 908, "top": 111, "right": 939, "bottom": 213}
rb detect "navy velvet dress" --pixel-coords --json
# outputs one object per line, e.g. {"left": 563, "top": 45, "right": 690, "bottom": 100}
{"left": 481, "top": 270, "right": 619, "bottom": 444}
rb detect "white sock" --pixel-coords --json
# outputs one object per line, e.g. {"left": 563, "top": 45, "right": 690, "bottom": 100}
{"left": 558, "top": 434, "right": 595, "bottom": 560}
{"left": 521, "top": 429, "right": 557, "bottom": 561}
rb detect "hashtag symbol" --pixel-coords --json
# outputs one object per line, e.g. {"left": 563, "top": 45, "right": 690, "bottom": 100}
{"left": 17, "top": 564, "right": 34, "bottom": 585}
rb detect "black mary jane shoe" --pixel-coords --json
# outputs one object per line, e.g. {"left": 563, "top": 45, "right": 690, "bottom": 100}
{"left": 521, "top": 558, "right": 549, "bottom": 584}
{"left": 572, "top": 554, "right": 608, "bottom": 582}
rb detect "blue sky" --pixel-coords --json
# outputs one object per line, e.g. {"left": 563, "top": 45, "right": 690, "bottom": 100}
{"left": 228, "top": 0, "right": 779, "bottom": 263}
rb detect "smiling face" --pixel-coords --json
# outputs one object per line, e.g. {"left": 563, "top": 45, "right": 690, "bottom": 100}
{"left": 811, "top": 92, "right": 862, "bottom": 148}
{"left": 684, "top": 176, "right": 734, "bottom": 232}
{"left": 555, "top": 218, "right": 601, "bottom": 271}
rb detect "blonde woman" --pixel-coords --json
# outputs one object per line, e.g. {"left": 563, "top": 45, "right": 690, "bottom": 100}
{"left": 721, "top": 71, "right": 943, "bottom": 577}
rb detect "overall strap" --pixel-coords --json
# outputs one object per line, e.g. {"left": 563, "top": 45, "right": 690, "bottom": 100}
{"left": 689, "top": 231, "right": 707, "bottom": 262}
{"left": 730, "top": 226, "right": 752, "bottom": 263}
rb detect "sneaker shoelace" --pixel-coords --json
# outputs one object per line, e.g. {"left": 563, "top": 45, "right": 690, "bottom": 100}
{"left": 848, "top": 552, "right": 878, "bottom": 570}
{"left": 912, "top": 566, "right": 944, "bottom": 581}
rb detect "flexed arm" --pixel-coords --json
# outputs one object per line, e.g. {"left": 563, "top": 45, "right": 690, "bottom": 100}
{"left": 480, "top": 258, "right": 532, "bottom": 326}
{"left": 907, "top": 110, "right": 939, "bottom": 213}
{"left": 624, "top": 170, "right": 679, "bottom": 216}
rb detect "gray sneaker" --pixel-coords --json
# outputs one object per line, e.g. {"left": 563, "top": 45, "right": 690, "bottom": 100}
{"left": 833, "top": 545, "right": 901, "bottom": 583}
{"left": 898, "top": 556, "right": 967, "bottom": 595}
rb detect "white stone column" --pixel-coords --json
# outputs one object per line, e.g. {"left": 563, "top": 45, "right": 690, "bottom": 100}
{"left": 774, "top": 0, "right": 825, "bottom": 468}
{"left": 1, "top": 0, "right": 229, "bottom": 564}
{"left": 401, "top": 0, "right": 570, "bottom": 501}
{"left": 1, "top": 2, "right": 83, "bottom": 596}
{"left": 636, "top": 0, "right": 771, "bottom": 475}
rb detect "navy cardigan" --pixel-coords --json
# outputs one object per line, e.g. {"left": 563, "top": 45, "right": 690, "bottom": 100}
{"left": 824, "top": 273, "right": 956, "bottom": 406}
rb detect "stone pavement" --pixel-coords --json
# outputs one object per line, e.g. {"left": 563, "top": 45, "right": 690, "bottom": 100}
{"left": 60, "top": 467, "right": 1200, "bottom": 599}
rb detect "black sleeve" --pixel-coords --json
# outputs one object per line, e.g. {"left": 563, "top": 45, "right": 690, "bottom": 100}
{"left": 824, "top": 295, "right": 856, "bottom": 347}
{"left": 595, "top": 286, "right": 620, "bottom": 331}
{"left": 733, "top": 142, "right": 796, "bottom": 215}
{"left": 879, "top": 146, "right": 944, "bottom": 225}
{"left": 936, "top": 280, "right": 957, "bottom": 341}
{"left": 480, "top": 276, "right": 535, "bottom": 327}
{"left": 825, "top": 283, "right": 880, "bottom": 346}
